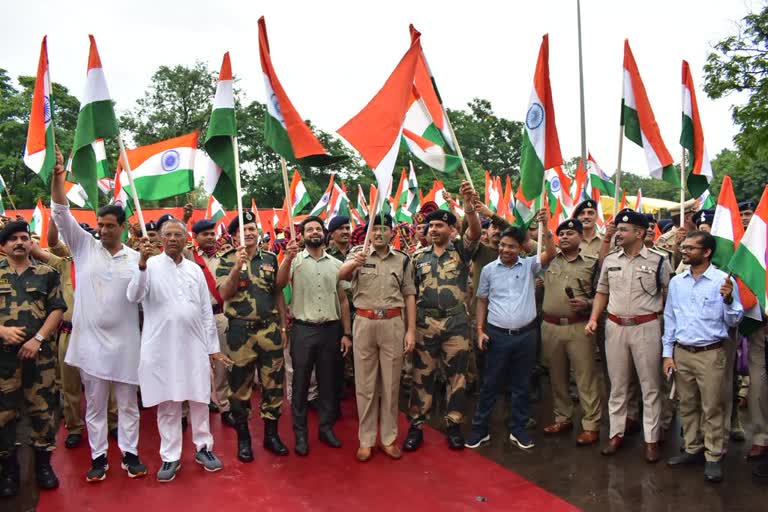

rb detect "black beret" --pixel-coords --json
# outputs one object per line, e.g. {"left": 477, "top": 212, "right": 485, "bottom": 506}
{"left": 658, "top": 219, "right": 674, "bottom": 233}
{"left": 693, "top": 209, "right": 715, "bottom": 227}
{"left": 364, "top": 213, "right": 393, "bottom": 231}
{"left": 614, "top": 209, "right": 649, "bottom": 229}
{"left": 145, "top": 221, "right": 158, "bottom": 232}
{"left": 228, "top": 210, "right": 257, "bottom": 235}
{"left": 572, "top": 199, "right": 598, "bottom": 218}
{"left": 480, "top": 217, "right": 491, "bottom": 229}
{"left": 156, "top": 213, "right": 175, "bottom": 231}
{"left": 0, "top": 221, "right": 30, "bottom": 244}
{"left": 327, "top": 216, "right": 350, "bottom": 233}
{"left": 192, "top": 218, "right": 217, "bottom": 234}
{"left": 644, "top": 213, "right": 656, "bottom": 224}
{"left": 425, "top": 209, "right": 457, "bottom": 226}
{"left": 738, "top": 200, "right": 756, "bottom": 212}
{"left": 556, "top": 218, "right": 583, "bottom": 235}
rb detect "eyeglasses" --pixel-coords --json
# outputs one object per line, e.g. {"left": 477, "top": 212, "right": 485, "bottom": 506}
{"left": 680, "top": 245, "right": 704, "bottom": 252}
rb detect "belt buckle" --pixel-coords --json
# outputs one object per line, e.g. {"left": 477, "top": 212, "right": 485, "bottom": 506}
{"left": 559, "top": 318, "right": 569, "bottom": 326}
{"left": 375, "top": 309, "right": 385, "bottom": 319}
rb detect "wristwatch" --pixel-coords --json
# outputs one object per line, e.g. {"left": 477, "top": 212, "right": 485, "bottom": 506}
{"left": 34, "top": 333, "right": 45, "bottom": 343}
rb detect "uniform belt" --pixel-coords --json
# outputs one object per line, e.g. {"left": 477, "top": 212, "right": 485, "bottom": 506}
{"left": 420, "top": 304, "right": 466, "bottom": 319}
{"left": 293, "top": 319, "right": 340, "bottom": 328}
{"left": 542, "top": 314, "right": 589, "bottom": 326}
{"left": 487, "top": 320, "right": 538, "bottom": 336}
{"left": 0, "top": 342, "right": 21, "bottom": 353}
{"left": 676, "top": 340, "right": 724, "bottom": 353}
{"left": 607, "top": 313, "right": 660, "bottom": 327}
{"left": 212, "top": 304, "right": 223, "bottom": 315}
{"left": 227, "top": 317, "right": 275, "bottom": 330}
{"left": 59, "top": 320, "right": 73, "bottom": 334}
{"left": 356, "top": 308, "right": 402, "bottom": 320}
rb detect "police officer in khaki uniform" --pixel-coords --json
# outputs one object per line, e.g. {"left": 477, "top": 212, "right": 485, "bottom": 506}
{"left": 216, "top": 211, "right": 289, "bottom": 462}
{"left": 586, "top": 210, "right": 673, "bottom": 463}
{"left": 0, "top": 221, "right": 66, "bottom": 497}
{"left": 541, "top": 219, "right": 602, "bottom": 445}
{"left": 573, "top": 200, "right": 603, "bottom": 258}
{"left": 339, "top": 213, "right": 416, "bottom": 462}
{"left": 404, "top": 181, "right": 481, "bottom": 452}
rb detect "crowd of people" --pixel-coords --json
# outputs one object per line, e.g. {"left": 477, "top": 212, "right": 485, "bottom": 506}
{"left": 0, "top": 146, "right": 766, "bottom": 498}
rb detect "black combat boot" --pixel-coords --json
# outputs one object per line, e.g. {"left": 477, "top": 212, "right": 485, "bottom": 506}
{"left": 34, "top": 449, "right": 59, "bottom": 489}
{"left": 235, "top": 423, "right": 254, "bottom": 463}
{"left": 0, "top": 452, "right": 20, "bottom": 498}
{"left": 263, "top": 419, "right": 289, "bottom": 456}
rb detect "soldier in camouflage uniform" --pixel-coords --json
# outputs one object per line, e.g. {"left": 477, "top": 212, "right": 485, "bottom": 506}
{"left": 216, "top": 211, "right": 289, "bottom": 462}
{"left": 404, "top": 182, "right": 481, "bottom": 452}
{"left": 0, "top": 221, "right": 66, "bottom": 497}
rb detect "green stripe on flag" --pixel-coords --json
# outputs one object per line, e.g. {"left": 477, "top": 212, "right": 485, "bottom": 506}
{"left": 125, "top": 170, "right": 194, "bottom": 201}
{"left": 72, "top": 100, "right": 118, "bottom": 209}
{"left": 621, "top": 102, "right": 642, "bottom": 146}
{"left": 37, "top": 125, "right": 56, "bottom": 184}
{"left": 519, "top": 130, "right": 545, "bottom": 201}
{"left": 727, "top": 248, "right": 766, "bottom": 311}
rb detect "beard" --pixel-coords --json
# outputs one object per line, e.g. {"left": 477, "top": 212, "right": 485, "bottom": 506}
{"left": 305, "top": 237, "right": 324, "bottom": 248}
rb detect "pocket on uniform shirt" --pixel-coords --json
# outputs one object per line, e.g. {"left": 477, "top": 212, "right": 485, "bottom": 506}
{"left": 25, "top": 286, "right": 47, "bottom": 316}
{"left": 0, "top": 285, "right": 12, "bottom": 313}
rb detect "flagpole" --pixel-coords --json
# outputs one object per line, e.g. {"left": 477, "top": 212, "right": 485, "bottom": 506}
{"left": 279, "top": 157, "right": 295, "bottom": 235}
{"left": 614, "top": 125, "right": 624, "bottom": 220}
{"left": 361, "top": 185, "right": 380, "bottom": 253}
{"left": 3, "top": 186, "right": 18, "bottom": 212}
{"left": 232, "top": 136, "right": 247, "bottom": 271}
{"left": 680, "top": 150, "right": 686, "bottom": 227}
{"left": 576, "top": 0, "right": 587, "bottom": 163}
{"left": 537, "top": 173, "right": 546, "bottom": 256}
{"left": 442, "top": 111, "right": 475, "bottom": 188}
{"left": 116, "top": 136, "right": 147, "bottom": 238}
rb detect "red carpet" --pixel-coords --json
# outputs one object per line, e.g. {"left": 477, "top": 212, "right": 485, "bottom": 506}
{"left": 38, "top": 397, "right": 578, "bottom": 512}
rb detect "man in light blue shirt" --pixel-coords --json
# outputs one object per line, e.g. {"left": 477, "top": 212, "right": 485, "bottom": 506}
{"left": 465, "top": 211, "right": 556, "bottom": 451}
{"left": 662, "top": 231, "right": 743, "bottom": 483}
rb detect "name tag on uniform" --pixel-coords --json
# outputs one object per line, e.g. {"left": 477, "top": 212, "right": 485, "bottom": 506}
{"left": 363, "top": 264, "right": 376, "bottom": 269}
{"left": 607, "top": 267, "right": 622, "bottom": 272}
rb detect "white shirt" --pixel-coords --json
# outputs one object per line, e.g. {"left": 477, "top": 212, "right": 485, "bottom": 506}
{"left": 126, "top": 253, "right": 219, "bottom": 407}
{"left": 51, "top": 201, "right": 141, "bottom": 385}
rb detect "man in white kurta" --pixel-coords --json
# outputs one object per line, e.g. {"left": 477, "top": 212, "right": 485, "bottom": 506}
{"left": 127, "top": 219, "right": 229, "bottom": 481}
{"left": 49, "top": 148, "right": 146, "bottom": 482}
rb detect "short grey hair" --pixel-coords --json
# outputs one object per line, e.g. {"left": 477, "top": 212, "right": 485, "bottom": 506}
{"left": 160, "top": 218, "right": 187, "bottom": 235}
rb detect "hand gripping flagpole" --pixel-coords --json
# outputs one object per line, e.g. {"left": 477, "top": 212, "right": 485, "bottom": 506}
{"left": 280, "top": 157, "right": 295, "bottom": 237}
{"left": 116, "top": 136, "right": 147, "bottom": 238}
{"left": 232, "top": 136, "right": 247, "bottom": 271}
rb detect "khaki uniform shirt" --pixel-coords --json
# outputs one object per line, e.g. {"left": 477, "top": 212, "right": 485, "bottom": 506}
{"left": 290, "top": 249, "right": 344, "bottom": 323}
{"left": 579, "top": 232, "right": 603, "bottom": 258}
{"left": 215, "top": 248, "right": 279, "bottom": 321}
{"left": 186, "top": 248, "right": 223, "bottom": 307}
{"left": 47, "top": 242, "right": 74, "bottom": 323}
{"left": 542, "top": 251, "right": 597, "bottom": 317}
{"left": 412, "top": 238, "right": 479, "bottom": 312}
{"left": 596, "top": 246, "right": 673, "bottom": 316}
{"left": 347, "top": 246, "right": 416, "bottom": 309}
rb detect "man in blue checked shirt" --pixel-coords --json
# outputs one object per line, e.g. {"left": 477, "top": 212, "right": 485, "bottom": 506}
{"left": 662, "top": 230, "right": 743, "bottom": 483}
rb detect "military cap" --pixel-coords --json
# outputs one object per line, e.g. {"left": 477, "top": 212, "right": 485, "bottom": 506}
{"left": 572, "top": 199, "right": 598, "bottom": 218}
{"left": 156, "top": 213, "right": 176, "bottom": 231}
{"left": 228, "top": 210, "right": 257, "bottom": 235}
{"left": 480, "top": 217, "right": 491, "bottom": 229}
{"left": 192, "top": 218, "right": 217, "bottom": 234}
{"left": 556, "top": 218, "right": 583, "bottom": 235}
{"left": 613, "top": 209, "right": 649, "bottom": 229}
{"left": 658, "top": 219, "right": 674, "bottom": 234}
{"left": 145, "top": 220, "right": 158, "bottom": 232}
{"left": 693, "top": 209, "right": 715, "bottom": 227}
{"left": 424, "top": 209, "right": 457, "bottom": 226}
{"left": 738, "top": 200, "right": 756, "bottom": 212}
{"left": 364, "top": 213, "right": 393, "bottom": 231}
{"left": 0, "top": 221, "right": 30, "bottom": 244}
{"left": 327, "top": 216, "right": 350, "bottom": 233}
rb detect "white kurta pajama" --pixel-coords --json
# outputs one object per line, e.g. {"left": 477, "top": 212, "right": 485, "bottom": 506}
{"left": 127, "top": 254, "right": 219, "bottom": 462}
{"left": 51, "top": 201, "right": 142, "bottom": 459}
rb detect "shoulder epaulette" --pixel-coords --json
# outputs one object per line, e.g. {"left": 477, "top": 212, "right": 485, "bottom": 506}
{"left": 582, "top": 253, "right": 598, "bottom": 261}
{"left": 648, "top": 248, "right": 668, "bottom": 260}
{"left": 392, "top": 248, "right": 411, "bottom": 259}
{"left": 220, "top": 248, "right": 237, "bottom": 258}
{"left": 349, "top": 245, "right": 365, "bottom": 254}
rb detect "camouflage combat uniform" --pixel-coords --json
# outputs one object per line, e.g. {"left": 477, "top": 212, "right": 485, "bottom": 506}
{"left": 216, "top": 248, "right": 284, "bottom": 424}
{"left": 0, "top": 259, "right": 66, "bottom": 456}
{"left": 408, "top": 236, "right": 479, "bottom": 427}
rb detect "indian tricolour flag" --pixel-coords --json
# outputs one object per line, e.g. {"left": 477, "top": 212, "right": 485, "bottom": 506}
{"left": 205, "top": 195, "right": 225, "bottom": 222}
{"left": 545, "top": 166, "right": 573, "bottom": 216}
{"left": 118, "top": 132, "right": 196, "bottom": 200}
{"left": 204, "top": 52, "right": 238, "bottom": 208}
{"left": 327, "top": 182, "right": 351, "bottom": 221}
{"left": 727, "top": 185, "right": 768, "bottom": 313}
{"left": 29, "top": 199, "right": 49, "bottom": 247}
{"left": 396, "top": 160, "right": 420, "bottom": 222}
{"left": 258, "top": 17, "right": 339, "bottom": 167}
{"left": 24, "top": 37, "right": 55, "bottom": 184}
{"left": 289, "top": 170, "right": 311, "bottom": 216}
{"left": 520, "top": 34, "right": 563, "bottom": 201}
{"left": 338, "top": 32, "right": 421, "bottom": 210}
{"left": 356, "top": 184, "right": 369, "bottom": 220}
{"left": 586, "top": 152, "right": 615, "bottom": 197}
{"left": 634, "top": 188, "right": 644, "bottom": 213}
{"left": 513, "top": 185, "right": 538, "bottom": 229}
{"left": 309, "top": 174, "right": 335, "bottom": 218}
{"left": 622, "top": 40, "right": 677, "bottom": 184}
{"left": 681, "top": 60, "right": 713, "bottom": 198}
{"left": 698, "top": 188, "right": 716, "bottom": 210}
{"left": 72, "top": 35, "right": 119, "bottom": 209}
{"left": 423, "top": 180, "right": 450, "bottom": 211}
{"left": 484, "top": 171, "right": 501, "bottom": 213}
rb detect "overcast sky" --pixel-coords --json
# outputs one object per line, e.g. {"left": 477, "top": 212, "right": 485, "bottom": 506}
{"left": 1, "top": 0, "right": 755, "bottom": 179}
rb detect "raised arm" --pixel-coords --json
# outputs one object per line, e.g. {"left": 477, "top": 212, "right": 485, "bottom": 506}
{"left": 50, "top": 146, "right": 92, "bottom": 256}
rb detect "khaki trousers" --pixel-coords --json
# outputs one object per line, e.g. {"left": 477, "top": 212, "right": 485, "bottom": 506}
{"left": 748, "top": 327, "right": 768, "bottom": 446}
{"left": 541, "top": 321, "right": 602, "bottom": 431}
{"left": 58, "top": 330, "right": 117, "bottom": 434}
{"left": 212, "top": 314, "right": 231, "bottom": 411}
{"left": 674, "top": 345, "right": 727, "bottom": 462}
{"left": 353, "top": 315, "right": 404, "bottom": 448}
{"left": 605, "top": 320, "right": 662, "bottom": 442}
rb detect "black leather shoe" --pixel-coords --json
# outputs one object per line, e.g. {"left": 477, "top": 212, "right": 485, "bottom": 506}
{"left": 446, "top": 424, "right": 465, "bottom": 450}
{"left": 34, "top": 450, "right": 59, "bottom": 489}
{"left": 667, "top": 451, "right": 705, "bottom": 466}
{"left": 403, "top": 426, "right": 423, "bottom": 452}
{"left": 0, "top": 454, "right": 20, "bottom": 498}
{"left": 208, "top": 402, "right": 220, "bottom": 413}
{"left": 754, "top": 459, "right": 768, "bottom": 478}
{"left": 295, "top": 434, "right": 309, "bottom": 456}
{"left": 236, "top": 424, "right": 254, "bottom": 463}
{"left": 221, "top": 411, "right": 236, "bottom": 428}
{"left": 704, "top": 461, "right": 723, "bottom": 483}
{"left": 319, "top": 429, "right": 342, "bottom": 448}
{"left": 263, "top": 419, "right": 289, "bottom": 456}
{"left": 65, "top": 433, "right": 83, "bottom": 449}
